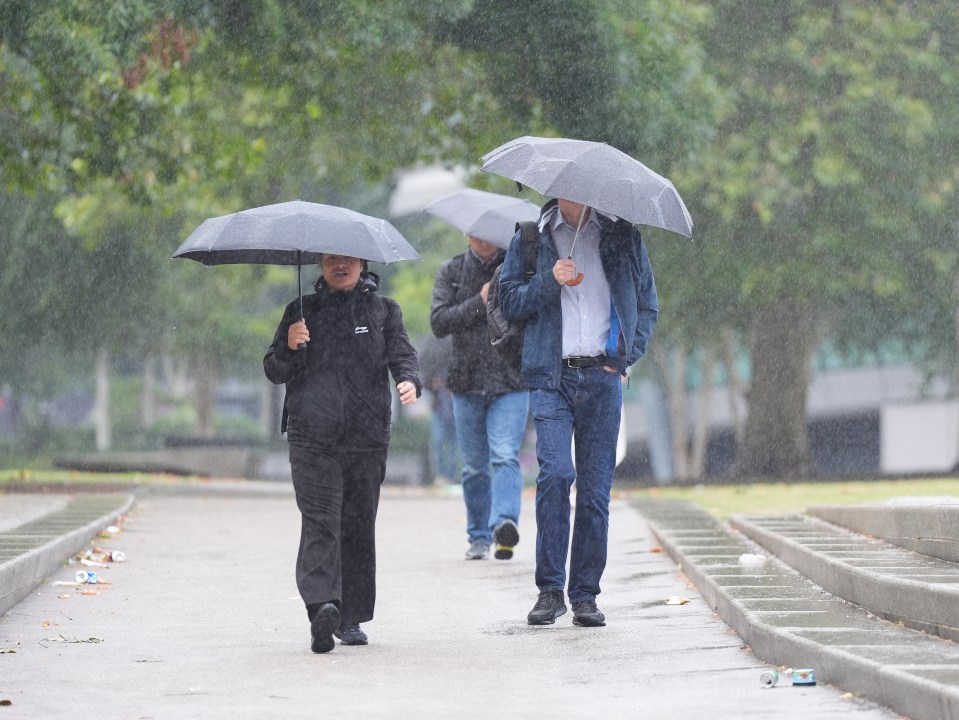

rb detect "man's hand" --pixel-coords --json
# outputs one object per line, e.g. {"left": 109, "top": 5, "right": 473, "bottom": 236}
{"left": 552, "top": 258, "right": 578, "bottom": 286}
{"left": 397, "top": 381, "right": 418, "bottom": 405}
{"left": 287, "top": 319, "right": 310, "bottom": 351}
{"left": 602, "top": 365, "right": 624, "bottom": 380}
{"left": 479, "top": 281, "right": 491, "bottom": 304}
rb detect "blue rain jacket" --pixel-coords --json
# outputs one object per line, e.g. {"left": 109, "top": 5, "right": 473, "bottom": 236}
{"left": 498, "top": 208, "right": 658, "bottom": 389}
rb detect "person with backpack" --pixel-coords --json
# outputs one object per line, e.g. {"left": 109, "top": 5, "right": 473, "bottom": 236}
{"left": 498, "top": 198, "right": 658, "bottom": 628}
{"left": 430, "top": 235, "right": 529, "bottom": 561}
{"left": 264, "top": 253, "right": 421, "bottom": 653}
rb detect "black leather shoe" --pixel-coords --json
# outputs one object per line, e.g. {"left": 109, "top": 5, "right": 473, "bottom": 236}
{"left": 527, "top": 590, "right": 567, "bottom": 625}
{"left": 571, "top": 599, "right": 606, "bottom": 627}
{"left": 334, "top": 623, "right": 368, "bottom": 646}
{"left": 493, "top": 519, "right": 519, "bottom": 560}
{"left": 310, "top": 602, "right": 340, "bottom": 653}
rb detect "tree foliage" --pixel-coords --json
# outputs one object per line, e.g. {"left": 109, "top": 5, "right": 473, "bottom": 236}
{"left": 2, "top": 0, "right": 958, "bottom": 476}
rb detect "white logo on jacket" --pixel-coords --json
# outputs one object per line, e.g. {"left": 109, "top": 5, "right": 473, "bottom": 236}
{"left": 355, "top": 326, "right": 369, "bottom": 334}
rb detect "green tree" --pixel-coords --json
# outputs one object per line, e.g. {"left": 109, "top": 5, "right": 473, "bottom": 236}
{"left": 693, "top": 2, "right": 959, "bottom": 478}
{"left": 0, "top": 0, "right": 515, "bottom": 449}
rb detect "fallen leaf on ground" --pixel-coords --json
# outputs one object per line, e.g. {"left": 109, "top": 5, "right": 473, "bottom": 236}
{"left": 665, "top": 596, "right": 691, "bottom": 605}
{"left": 0, "top": 699, "right": 11, "bottom": 706}
{"left": 650, "top": 546, "right": 664, "bottom": 553}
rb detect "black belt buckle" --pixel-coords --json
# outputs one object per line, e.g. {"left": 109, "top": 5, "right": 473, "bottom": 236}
{"left": 564, "top": 355, "right": 603, "bottom": 369}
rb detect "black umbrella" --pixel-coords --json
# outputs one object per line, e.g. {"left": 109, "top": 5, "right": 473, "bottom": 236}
{"left": 172, "top": 200, "right": 420, "bottom": 321}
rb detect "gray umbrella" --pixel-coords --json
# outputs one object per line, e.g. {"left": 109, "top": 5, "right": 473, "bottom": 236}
{"left": 480, "top": 136, "right": 693, "bottom": 238}
{"left": 423, "top": 188, "right": 541, "bottom": 249}
{"left": 173, "top": 200, "right": 420, "bottom": 266}
{"left": 173, "top": 199, "right": 420, "bottom": 321}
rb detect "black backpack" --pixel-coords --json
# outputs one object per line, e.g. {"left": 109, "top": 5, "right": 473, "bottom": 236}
{"left": 486, "top": 221, "right": 540, "bottom": 373}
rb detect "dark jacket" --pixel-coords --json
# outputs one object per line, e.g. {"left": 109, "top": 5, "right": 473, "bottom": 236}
{"left": 264, "top": 273, "right": 421, "bottom": 450}
{"left": 430, "top": 248, "right": 526, "bottom": 396}
{"left": 499, "top": 206, "right": 658, "bottom": 389}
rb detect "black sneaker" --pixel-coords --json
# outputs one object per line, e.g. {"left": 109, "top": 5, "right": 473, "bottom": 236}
{"left": 527, "top": 590, "right": 567, "bottom": 625}
{"left": 310, "top": 602, "right": 340, "bottom": 653}
{"left": 571, "top": 599, "right": 606, "bottom": 627}
{"left": 465, "top": 541, "right": 490, "bottom": 560}
{"left": 334, "top": 623, "right": 369, "bottom": 646}
{"left": 493, "top": 519, "right": 519, "bottom": 560}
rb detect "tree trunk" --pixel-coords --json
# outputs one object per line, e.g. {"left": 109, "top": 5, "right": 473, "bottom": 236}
{"left": 668, "top": 346, "right": 689, "bottom": 480}
{"left": 738, "top": 296, "right": 816, "bottom": 479}
{"left": 953, "top": 273, "right": 959, "bottom": 471}
{"left": 261, "top": 382, "right": 284, "bottom": 438}
{"left": 93, "top": 347, "right": 112, "bottom": 451}
{"left": 953, "top": 273, "right": 959, "bottom": 394}
{"left": 162, "top": 355, "right": 192, "bottom": 400}
{"left": 193, "top": 354, "right": 218, "bottom": 438}
{"left": 690, "top": 349, "right": 715, "bottom": 479}
{"left": 141, "top": 354, "right": 156, "bottom": 429}
{"left": 720, "top": 326, "right": 746, "bottom": 448}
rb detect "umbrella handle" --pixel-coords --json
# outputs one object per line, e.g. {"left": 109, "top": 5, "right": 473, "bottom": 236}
{"left": 564, "top": 205, "right": 586, "bottom": 286}
{"left": 297, "top": 252, "right": 308, "bottom": 350}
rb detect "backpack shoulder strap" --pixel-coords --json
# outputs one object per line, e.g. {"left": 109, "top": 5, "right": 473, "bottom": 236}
{"left": 516, "top": 221, "right": 539, "bottom": 278}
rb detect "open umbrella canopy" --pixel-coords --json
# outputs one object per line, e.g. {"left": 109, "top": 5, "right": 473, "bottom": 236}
{"left": 423, "top": 188, "right": 541, "bottom": 249}
{"left": 172, "top": 200, "right": 420, "bottom": 266}
{"left": 480, "top": 136, "right": 693, "bottom": 238}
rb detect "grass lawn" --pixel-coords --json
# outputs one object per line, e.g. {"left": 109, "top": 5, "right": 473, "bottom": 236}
{"left": 624, "top": 477, "right": 959, "bottom": 520}
{"left": 4, "top": 470, "right": 959, "bottom": 522}
{"left": 0, "top": 469, "right": 199, "bottom": 487}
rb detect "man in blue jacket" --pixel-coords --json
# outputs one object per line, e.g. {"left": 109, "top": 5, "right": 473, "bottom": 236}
{"left": 499, "top": 197, "right": 658, "bottom": 627}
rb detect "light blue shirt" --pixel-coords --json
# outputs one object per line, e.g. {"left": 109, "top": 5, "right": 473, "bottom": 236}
{"left": 542, "top": 205, "right": 611, "bottom": 358}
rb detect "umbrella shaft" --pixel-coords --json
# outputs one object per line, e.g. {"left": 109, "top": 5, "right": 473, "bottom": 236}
{"left": 567, "top": 206, "right": 587, "bottom": 260}
{"left": 297, "top": 251, "right": 304, "bottom": 320}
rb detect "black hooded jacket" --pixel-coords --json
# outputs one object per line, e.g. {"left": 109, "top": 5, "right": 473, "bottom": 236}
{"left": 264, "top": 273, "right": 421, "bottom": 451}
{"left": 430, "top": 248, "right": 526, "bottom": 395}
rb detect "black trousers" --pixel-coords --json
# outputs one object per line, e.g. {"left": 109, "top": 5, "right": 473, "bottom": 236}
{"left": 288, "top": 443, "right": 386, "bottom": 626}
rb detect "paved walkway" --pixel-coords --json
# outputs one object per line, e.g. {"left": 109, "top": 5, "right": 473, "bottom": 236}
{"left": 0, "top": 487, "right": 897, "bottom": 719}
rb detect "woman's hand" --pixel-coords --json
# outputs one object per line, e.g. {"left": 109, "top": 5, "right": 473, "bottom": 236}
{"left": 287, "top": 319, "right": 310, "bottom": 351}
{"left": 397, "top": 381, "right": 418, "bottom": 405}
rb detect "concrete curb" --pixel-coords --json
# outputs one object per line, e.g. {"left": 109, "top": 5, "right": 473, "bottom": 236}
{"left": 808, "top": 503, "right": 959, "bottom": 564}
{"left": 0, "top": 494, "right": 135, "bottom": 617}
{"left": 732, "top": 514, "right": 959, "bottom": 641}
{"left": 634, "top": 498, "right": 959, "bottom": 720}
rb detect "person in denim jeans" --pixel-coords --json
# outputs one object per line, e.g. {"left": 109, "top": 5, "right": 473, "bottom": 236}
{"left": 419, "top": 335, "right": 460, "bottom": 484}
{"left": 431, "top": 235, "right": 529, "bottom": 561}
{"left": 499, "top": 198, "right": 658, "bottom": 627}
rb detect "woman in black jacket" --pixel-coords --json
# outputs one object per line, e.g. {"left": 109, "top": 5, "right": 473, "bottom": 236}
{"left": 264, "top": 253, "right": 421, "bottom": 653}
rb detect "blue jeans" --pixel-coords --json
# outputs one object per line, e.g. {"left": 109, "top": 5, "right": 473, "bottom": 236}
{"left": 431, "top": 412, "right": 458, "bottom": 480}
{"left": 530, "top": 366, "right": 622, "bottom": 603}
{"left": 452, "top": 391, "right": 529, "bottom": 544}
